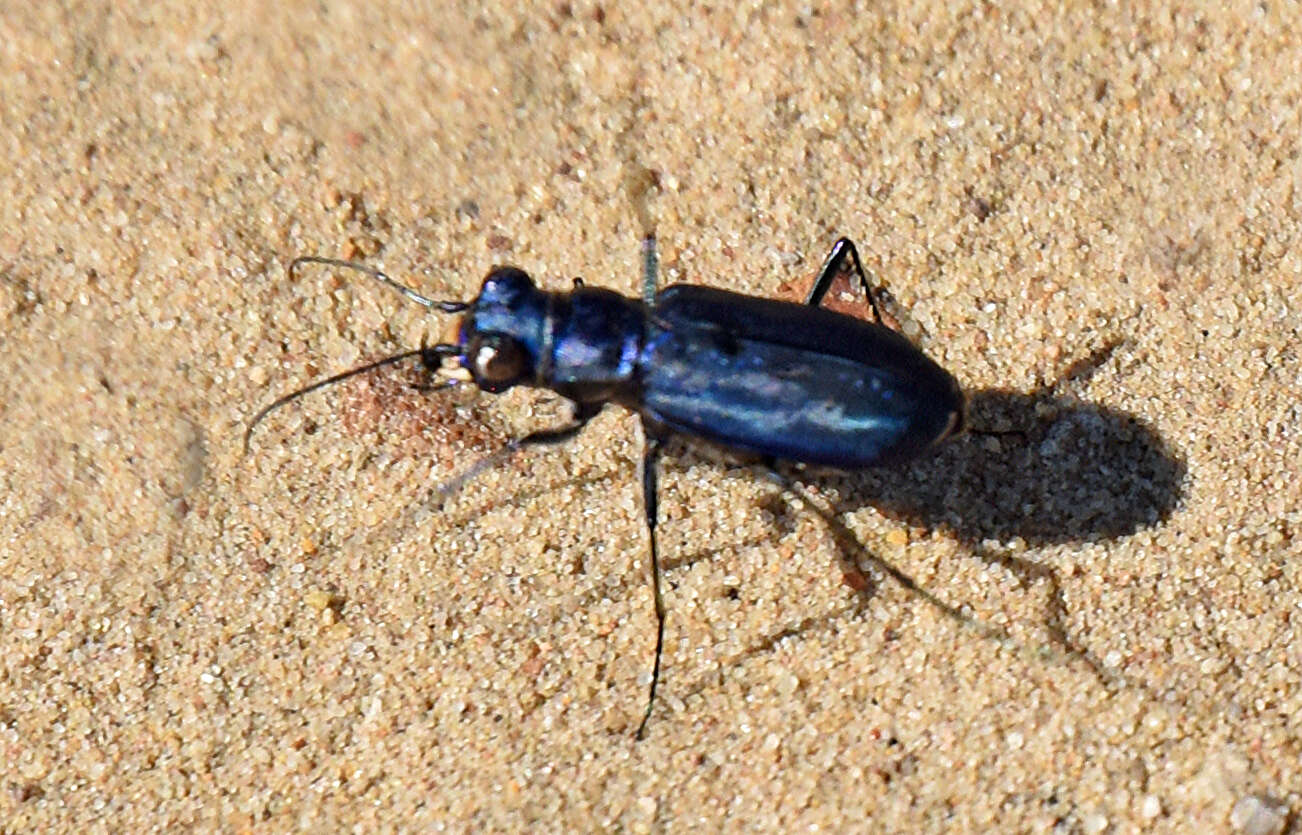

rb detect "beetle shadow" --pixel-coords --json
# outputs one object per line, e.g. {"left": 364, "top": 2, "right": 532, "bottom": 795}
{"left": 723, "top": 382, "right": 1189, "bottom": 691}
{"left": 836, "top": 387, "right": 1187, "bottom": 550}
{"left": 838, "top": 337, "right": 1186, "bottom": 549}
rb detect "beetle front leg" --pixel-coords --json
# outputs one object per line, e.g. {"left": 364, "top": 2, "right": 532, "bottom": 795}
{"left": 432, "top": 403, "right": 603, "bottom": 503}
{"left": 806, "top": 237, "right": 884, "bottom": 325}
{"left": 512, "top": 403, "right": 602, "bottom": 450}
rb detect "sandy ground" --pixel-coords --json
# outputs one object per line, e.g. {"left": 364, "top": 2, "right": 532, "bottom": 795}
{"left": 3, "top": 1, "right": 1300, "bottom": 831}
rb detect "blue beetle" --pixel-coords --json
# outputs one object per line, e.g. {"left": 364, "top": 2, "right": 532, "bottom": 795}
{"left": 247, "top": 236, "right": 966, "bottom": 738}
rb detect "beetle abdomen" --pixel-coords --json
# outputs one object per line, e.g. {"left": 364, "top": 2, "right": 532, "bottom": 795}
{"left": 640, "top": 286, "right": 962, "bottom": 468}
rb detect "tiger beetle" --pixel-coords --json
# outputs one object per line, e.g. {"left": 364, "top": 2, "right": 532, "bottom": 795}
{"left": 246, "top": 235, "right": 966, "bottom": 739}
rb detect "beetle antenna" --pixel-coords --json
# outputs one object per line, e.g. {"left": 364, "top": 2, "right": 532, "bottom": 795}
{"left": 289, "top": 256, "right": 469, "bottom": 313}
{"left": 244, "top": 345, "right": 460, "bottom": 453}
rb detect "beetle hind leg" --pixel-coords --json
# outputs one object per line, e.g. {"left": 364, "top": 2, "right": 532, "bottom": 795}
{"left": 806, "top": 237, "right": 884, "bottom": 325}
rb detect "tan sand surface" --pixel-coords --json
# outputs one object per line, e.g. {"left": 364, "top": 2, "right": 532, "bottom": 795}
{"left": 2, "top": 2, "right": 1299, "bottom": 831}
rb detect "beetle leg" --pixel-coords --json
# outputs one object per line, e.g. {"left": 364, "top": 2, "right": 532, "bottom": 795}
{"left": 806, "top": 237, "right": 884, "bottom": 325}
{"left": 641, "top": 233, "right": 659, "bottom": 306}
{"left": 431, "top": 403, "right": 603, "bottom": 503}
{"left": 511, "top": 402, "right": 602, "bottom": 450}
{"left": 635, "top": 421, "right": 665, "bottom": 739}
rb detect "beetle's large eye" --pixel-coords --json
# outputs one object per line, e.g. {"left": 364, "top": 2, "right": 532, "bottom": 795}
{"left": 467, "top": 333, "right": 527, "bottom": 392}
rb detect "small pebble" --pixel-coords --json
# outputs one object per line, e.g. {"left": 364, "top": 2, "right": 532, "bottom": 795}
{"left": 1229, "top": 795, "right": 1287, "bottom": 835}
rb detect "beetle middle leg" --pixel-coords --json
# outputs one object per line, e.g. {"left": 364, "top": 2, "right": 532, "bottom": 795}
{"left": 635, "top": 423, "right": 666, "bottom": 739}
{"left": 634, "top": 232, "right": 669, "bottom": 738}
{"left": 640, "top": 233, "right": 659, "bottom": 306}
{"left": 806, "top": 237, "right": 885, "bottom": 325}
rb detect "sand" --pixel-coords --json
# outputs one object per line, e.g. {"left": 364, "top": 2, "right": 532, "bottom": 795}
{"left": 2, "top": 1, "right": 1299, "bottom": 831}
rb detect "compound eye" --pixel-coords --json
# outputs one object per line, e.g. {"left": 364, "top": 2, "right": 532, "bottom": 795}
{"left": 468, "top": 333, "right": 527, "bottom": 391}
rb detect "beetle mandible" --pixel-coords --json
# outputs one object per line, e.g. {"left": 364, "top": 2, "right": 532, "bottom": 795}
{"left": 247, "top": 235, "right": 966, "bottom": 739}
